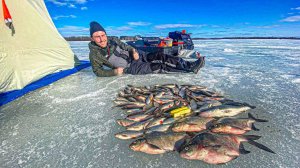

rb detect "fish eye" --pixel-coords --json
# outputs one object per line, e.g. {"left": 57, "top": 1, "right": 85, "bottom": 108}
{"left": 132, "top": 140, "right": 141, "bottom": 145}
{"left": 210, "top": 124, "right": 218, "bottom": 128}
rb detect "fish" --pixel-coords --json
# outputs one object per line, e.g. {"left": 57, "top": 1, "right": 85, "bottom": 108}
{"left": 199, "top": 90, "right": 220, "bottom": 97}
{"left": 154, "top": 98, "right": 174, "bottom": 104}
{"left": 143, "top": 107, "right": 157, "bottom": 115}
{"left": 153, "top": 91, "right": 165, "bottom": 99}
{"left": 180, "top": 133, "right": 275, "bottom": 164}
{"left": 183, "top": 85, "right": 207, "bottom": 91}
{"left": 189, "top": 99, "right": 198, "bottom": 110}
{"left": 197, "top": 104, "right": 254, "bottom": 118}
{"left": 161, "top": 84, "right": 178, "bottom": 89}
{"left": 145, "top": 93, "right": 154, "bottom": 105}
{"left": 126, "top": 108, "right": 144, "bottom": 114}
{"left": 172, "top": 117, "right": 215, "bottom": 132}
{"left": 179, "top": 87, "right": 187, "bottom": 99}
{"left": 145, "top": 124, "right": 172, "bottom": 134}
{"left": 113, "top": 100, "right": 130, "bottom": 105}
{"left": 127, "top": 97, "right": 138, "bottom": 102}
{"left": 126, "top": 113, "right": 153, "bottom": 122}
{"left": 121, "top": 102, "right": 146, "bottom": 107}
{"left": 116, "top": 119, "right": 136, "bottom": 127}
{"left": 135, "top": 95, "right": 147, "bottom": 103}
{"left": 162, "top": 117, "right": 177, "bottom": 125}
{"left": 115, "top": 130, "right": 144, "bottom": 140}
{"left": 118, "top": 90, "right": 126, "bottom": 97}
{"left": 126, "top": 118, "right": 154, "bottom": 131}
{"left": 114, "top": 84, "right": 274, "bottom": 164}
{"left": 194, "top": 100, "right": 223, "bottom": 112}
{"left": 209, "top": 113, "right": 268, "bottom": 134}
{"left": 170, "top": 86, "right": 179, "bottom": 95}
{"left": 160, "top": 101, "right": 175, "bottom": 112}
{"left": 145, "top": 117, "right": 166, "bottom": 129}
{"left": 180, "top": 143, "right": 239, "bottom": 164}
{"left": 129, "top": 132, "right": 188, "bottom": 154}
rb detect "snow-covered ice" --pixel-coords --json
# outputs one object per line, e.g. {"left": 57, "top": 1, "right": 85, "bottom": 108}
{"left": 0, "top": 39, "right": 299, "bottom": 168}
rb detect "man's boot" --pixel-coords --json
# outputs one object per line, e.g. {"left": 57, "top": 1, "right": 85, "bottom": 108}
{"left": 190, "top": 56, "right": 205, "bottom": 74}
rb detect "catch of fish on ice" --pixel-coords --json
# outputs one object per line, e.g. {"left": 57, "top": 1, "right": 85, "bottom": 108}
{"left": 113, "top": 84, "right": 275, "bottom": 165}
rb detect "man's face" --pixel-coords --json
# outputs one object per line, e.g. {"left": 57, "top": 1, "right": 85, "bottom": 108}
{"left": 91, "top": 31, "right": 107, "bottom": 48}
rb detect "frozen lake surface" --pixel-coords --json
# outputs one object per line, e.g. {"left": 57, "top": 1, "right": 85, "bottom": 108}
{"left": 0, "top": 40, "right": 299, "bottom": 168}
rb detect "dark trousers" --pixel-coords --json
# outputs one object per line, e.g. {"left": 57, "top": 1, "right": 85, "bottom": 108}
{"left": 125, "top": 52, "right": 192, "bottom": 75}
{"left": 145, "top": 52, "right": 191, "bottom": 70}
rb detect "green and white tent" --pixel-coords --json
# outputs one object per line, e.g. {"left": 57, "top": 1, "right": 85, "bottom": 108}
{"left": 0, "top": 0, "right": 77, "bottom": 93}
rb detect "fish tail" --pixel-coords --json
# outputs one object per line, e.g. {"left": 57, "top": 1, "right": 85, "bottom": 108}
{"left": 248, "top": 113, "right": 268, "bottom": 122}
{"left": 242, "top": 102, "right": 256, "bottom": 109}
{"left": 186, "top": 132, "right": 197, "bottom": 138}
{"left": 243, "top": 135, "right": 261, "bottom": 141}
{"left": 251, "top": 124, "right": 260, "bottom": 131}
{"left": 248, "top": 140, "right": 276, "bottom": 154}
{"left": 176, "top": 138, "right": 190, "bottom": 153}
{"left": 239, "top": 143, "right": 251, "bottom": 154}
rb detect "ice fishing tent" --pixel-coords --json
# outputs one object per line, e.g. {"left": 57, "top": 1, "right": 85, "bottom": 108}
{"left": 0, "top": 0, "right": 78, "bottom": 93}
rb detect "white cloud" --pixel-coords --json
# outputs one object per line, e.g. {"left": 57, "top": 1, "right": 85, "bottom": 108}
{"left": 47, "top": 0, "right": 67, "bottom": 6}
{"left": 81, "top": 7, "right": 88, "bottom": 10}
{"left": 105, "top": 26, "right": 134, "bottom": 36}
{"left": 154, "top": 24, "right": 203, "bottom": 29}
{"left": 254, "top": 25, "right": 280, "bottom": 29}
{"left": 53, "top": 15, "right": 77, "bottom": 20}
{"left": 47, "top": 0, "right": 88, "bottom": 7}
{"left": 58, "top": 26, "right": 89, "bottom": 36}
{"left": 291, "top": 7, "right": 300, "bottom": 10}
{"left": 74, "top": 0, "right": 87, "bottom": 4}
{"left": 116, "top": 26, "right": 132, "bottom": 31}
{"left": 58, "top": 26, "right": 89, "bottom": 31}
{"left": 127, "top": 22, "right": 151, "bottom": 26}
{"left": 210, "top": 25, "right": 221, "bottom": 28}
{"left": 68, "top": 4, "right": 76, "bottom": 8}
{"left": 281, "top": 15, "right": 300, "bottom": 22}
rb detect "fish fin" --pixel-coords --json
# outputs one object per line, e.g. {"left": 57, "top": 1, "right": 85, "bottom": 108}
{"left": 187, "top": 123, "right": 199, "bottom": 126}
{"left": 247, "top": 140, "right": 276, "bottom": 154}
{"left": 174, "top": 138, "right": 188, "bottom": 152}
{"left": 243, "top": 135, "right": 261, "bottom": 141}
{"left": 239, "top": 144, "right": 251, "bottom": 154}
{"left": 243, "top": 103, "right": 256, "bottom": 109}
{"left": 229, "top": 124, "right": 245, "bottom": 130}
{"left": 223, "top": 101, "right": 243, "bottom": 106}
{"left": 186, "top": 132, "right": 197, "bottom": 138}
{"left": 148, "top": 143, "right": 162, "bottom": 150}
{"left": 210, "top": 145, "right": 222, "bottom": 150}
{"left": 251, "top": 124, "right": 260, "bottom": 131}
{"left": 248, "top": 113, "right": 268, "bottom": 122}
{"left": 126, "top": 111, "right": 142, "bottom": 117}
{"left": 177, "top": 139, "right": 190, "bottom": 153}
{"left": 224, "top": 101, "right": 256, "bottom": 109}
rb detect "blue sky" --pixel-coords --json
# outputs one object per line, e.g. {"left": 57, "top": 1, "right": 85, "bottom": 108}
{"left": 46, "top": 0, "right": 300, "bottom": 37}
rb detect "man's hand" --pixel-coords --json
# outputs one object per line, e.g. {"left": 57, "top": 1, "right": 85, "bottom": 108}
{"left": 114, "top": 67, "right": 124, "bottom": 76}
{"left": 132, "top": 49, "right": 139, "bottom": 60}
{"left": 196, "top": 51, "right": 202, "bottom": 58}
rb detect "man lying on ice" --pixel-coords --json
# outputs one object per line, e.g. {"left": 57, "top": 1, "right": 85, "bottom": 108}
{"left": 88, "top": 21, "right": 205, "bottom": 77}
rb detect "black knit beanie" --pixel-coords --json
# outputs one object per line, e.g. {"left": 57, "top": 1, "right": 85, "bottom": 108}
{"left": 90, "top": 21, "right": 106, "bottom": 37}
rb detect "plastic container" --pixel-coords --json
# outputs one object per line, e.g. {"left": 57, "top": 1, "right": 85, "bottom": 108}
{"left": 164, "top": 38, "right": 173, "bottom": 47}
{"left": 170, "top": 106, "right": 191, "bottom": 118}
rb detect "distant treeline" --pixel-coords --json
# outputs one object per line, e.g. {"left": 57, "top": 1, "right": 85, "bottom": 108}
{"left": 193, "top": 37, "right": 300, "bottom": 40}
{"left": 64, "top": 36, "right": 300, "bottom": 41}
{"left": 64, "top": 36, "right": 119, "bottom": 41}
